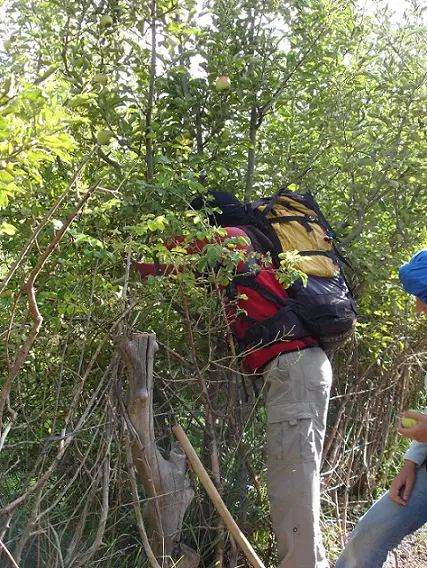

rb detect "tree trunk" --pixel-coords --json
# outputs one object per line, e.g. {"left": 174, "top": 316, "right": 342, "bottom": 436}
{"left": 116, "top": 333, "right": 199, "bottom": 567}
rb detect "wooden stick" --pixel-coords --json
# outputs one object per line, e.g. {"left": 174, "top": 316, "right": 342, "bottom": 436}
{"left": 0, "top": 539, "right": 20, "bottom": 568}
{"left": 172, "top": 423, "right": 266, "bottom": 568}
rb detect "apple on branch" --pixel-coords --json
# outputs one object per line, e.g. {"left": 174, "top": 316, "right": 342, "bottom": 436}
{"left": 100, "top": 15, "right": 114, "bottom": 28}
{"left": 93, "top": 73, "right": 108, "bottom": 85}
{"left": 215, "top": 75, "right": 231, "bottom": 93}
{"left": 96, "top": 130, "right": 114, "bottom": 145}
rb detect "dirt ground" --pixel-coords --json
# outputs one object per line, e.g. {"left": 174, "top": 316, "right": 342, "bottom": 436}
{"left": 383, "top": 526, "right": 427, "bottom": 567}
{"left": 330, "top": 525, "right": 427, "bottom": 567}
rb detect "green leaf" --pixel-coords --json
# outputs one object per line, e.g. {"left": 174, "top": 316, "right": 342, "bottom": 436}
{"left": 0, "top": 222, "right": 16, "bottom": 235}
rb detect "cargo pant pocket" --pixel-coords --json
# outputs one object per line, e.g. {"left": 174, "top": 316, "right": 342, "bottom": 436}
{"left": 267, "top": 402, "right": 317, "bottom": 465}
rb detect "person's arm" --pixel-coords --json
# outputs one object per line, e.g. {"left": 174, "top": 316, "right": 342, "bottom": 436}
{"left": 134, "top": 227, "right": 251, "bottom": 280}
{"left": 403, "top": 438, "right": 427, "bottom": 464}
{"left": 134, "top": 262, "right": 174, "bottom": 279}
{"left": 389, "top": 405, "right": 427, "bottom": 505}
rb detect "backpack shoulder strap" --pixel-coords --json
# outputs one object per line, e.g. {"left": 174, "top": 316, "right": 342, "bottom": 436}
{"left": 251, "top": 187, "right": 282, "bottom": 218}
{"left": 238, "top": 224, "right": 281, "bottom": 266}
{"left": 303, "top": 190, "right": 336, "bottom": 237}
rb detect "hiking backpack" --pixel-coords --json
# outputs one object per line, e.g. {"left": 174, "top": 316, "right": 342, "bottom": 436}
{"left": 235, "top": 187, "right": 357, "bottom": 351}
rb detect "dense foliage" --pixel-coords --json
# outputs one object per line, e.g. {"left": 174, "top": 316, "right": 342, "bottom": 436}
{"left": 2, "top": 0, "right": 427, "bottom": 566}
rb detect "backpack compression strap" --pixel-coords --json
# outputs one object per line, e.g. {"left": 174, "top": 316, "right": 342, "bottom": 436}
{"left": 232, "top": 274, "right": 287, "bottom": 308}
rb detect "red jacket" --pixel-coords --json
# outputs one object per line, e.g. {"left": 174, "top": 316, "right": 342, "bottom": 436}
{"left": 135, "top": 227, "right": 316, "bottom": 374}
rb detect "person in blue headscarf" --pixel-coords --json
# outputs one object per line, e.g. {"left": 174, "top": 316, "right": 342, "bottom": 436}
{"left": 336, "top": 250, "right": 427, "bottom": 568}
{"left": 397, "top": 250, "right": 427, "bottom": 442}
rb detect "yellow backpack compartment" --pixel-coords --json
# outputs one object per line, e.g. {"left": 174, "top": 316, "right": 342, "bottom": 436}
{"left": 257, "top": 195, "right": 339, "bottom": 278}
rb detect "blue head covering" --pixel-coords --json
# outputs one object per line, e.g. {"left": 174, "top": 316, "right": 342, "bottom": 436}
{"left": 399, "top": 250, "right": 427, "bottom": 303}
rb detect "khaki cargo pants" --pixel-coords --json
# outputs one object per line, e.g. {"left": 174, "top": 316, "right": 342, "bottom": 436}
{"left": 263, "top": 347, "right": 333, "bottom": 568}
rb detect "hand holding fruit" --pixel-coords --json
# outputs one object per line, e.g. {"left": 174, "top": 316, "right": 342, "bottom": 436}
{"left": 398, "top": 410, "right": 427, "bottom": 442}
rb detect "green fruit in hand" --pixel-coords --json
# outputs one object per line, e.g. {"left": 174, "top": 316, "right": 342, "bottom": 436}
{"left": 96, "top": 130, "right": 114, "bottom": 145}
{"left": 215, "top": 75, "right": 231, "bottom": 92}
{"left": 401, "top": 415, "right": 418, "bottom": 429}
{"left": 93, "top": 73, "right": 108, "bottom": 84}
{"left": 100, "top": 15, "right": 114, "bottom": 27}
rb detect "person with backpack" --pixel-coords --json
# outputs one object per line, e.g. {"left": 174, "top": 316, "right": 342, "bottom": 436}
{"left": 136, "top": 190, "right": 356, "bottom": 568}
{"left": 335, "top": 250, "right": 427, "bottom": 568}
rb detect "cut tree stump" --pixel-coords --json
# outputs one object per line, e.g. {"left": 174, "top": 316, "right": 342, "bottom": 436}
{"left": 116, "top": 332, "right": 199, "bottom": 567}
